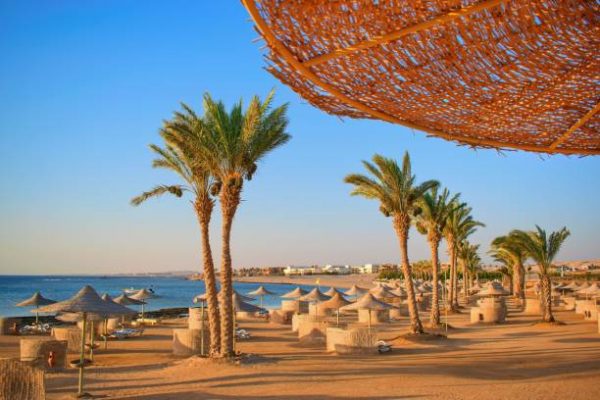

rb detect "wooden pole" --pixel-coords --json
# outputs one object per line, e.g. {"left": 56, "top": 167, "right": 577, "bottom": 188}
{"left": 78, "top": 312, "right": 87, "bottom": 396}
{"left": 200, "top": 303, "right": 205, "bottom": 357}
{"left": 89, "top": 321, "right": 95, "bottom": 361}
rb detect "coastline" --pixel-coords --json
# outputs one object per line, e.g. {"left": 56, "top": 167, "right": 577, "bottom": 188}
{"left": 233, "top": 273, "right": 378, "bottom": 290}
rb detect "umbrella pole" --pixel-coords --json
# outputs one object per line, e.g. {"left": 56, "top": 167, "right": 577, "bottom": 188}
{"left": 35, "top": 310, "right": 39, "bottom": 325}
{"left": 78, "top": 312, "right": 87, "bottom": 396}
{"left": 200, "top": 302, "right": 205, "bottom": 357}
{"left": 336, "top": 309, "right": 339, "bottom": 327}
{"left": 368, "top": 310, "right": 371, "bottom": 333}
{"left": 104, "top": 319, "right": 108, "bottom": 350}
{"left": 260, "top": 295, "right": 263, "bottom": 310}
{"left": 141, "top": 303, "right": 145, "bottom": 322}
{"left": 89, "top": 320, "right": 95, "bottom": 361}
{"left": 232, "top": 310, "right": 236, "bottom": 355}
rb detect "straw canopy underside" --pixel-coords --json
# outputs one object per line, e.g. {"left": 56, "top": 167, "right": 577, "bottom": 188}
{"left": 340, "top": 293, "right": 396, "bottom": 311}
{"left": 34, "top": 285, "right": 136, "bottom": 316}
{"left": 113, "top": 294, "right": 146, "bottom": 306}
{"left": 248, "top": 286, "right": 275, "bottom": 296}
{"left": 129, "top": 289, "right": 157, "bottom": 301}
{"left": 298, "top": 288, "right": 331, "bottom": 302}
{"left": 16, "top": 292, "right": 57, "bottom": 307}
{"left": 233, "top": 294, "right": 265, "bottom": 313}
{"left": 281, "top": 287, "right": 308, "bottom": 299}
{"left": 243, "top": 0, "right": 600, "bottom": 155}
{"left": 320, "top": 293, "right": 351, "bottom": 310}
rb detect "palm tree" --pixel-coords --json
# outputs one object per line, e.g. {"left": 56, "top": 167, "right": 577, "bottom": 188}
{"left": 458, "top": 241, "right": 481, "bottom": 295}
{"left": 131, "top": 105, "right": 222, "bottom": 356}
{"left": 345, "top": 152, "right": 439, "bottom": 334}
{"left": 490, "top": 233, "right": 526, "bottom": 304}
{"left": 443, "top": 204, "right": 484, "bottom": 311}
{"left": 415, "top": 187, "right": 459, "bottom": 328}
{"left": 197, "top": 91, "right": 290, "bottom": 356}
{"left": 511, "top": 226, "right": 570, "bottom": 322}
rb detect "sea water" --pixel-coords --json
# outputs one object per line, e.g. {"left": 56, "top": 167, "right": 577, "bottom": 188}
{"left": 0, "top": 275, "right": 314, "bottom": 317}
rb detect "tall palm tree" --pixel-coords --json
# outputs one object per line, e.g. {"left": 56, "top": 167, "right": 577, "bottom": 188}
{"left": 345, "top": 152, "right": 439, "bottom": 334}
{"left": 511, "top": 226, "right": 570, "bottom": 322}
{"left": 197, "top": 91, "right": 290, "bottom": 357}
{"left": 131, "top": 106, "right": 222, "bottom": 356}
{"left": 443, "top": 204, "right": 483, "bottom": 311}
{"left": 415, "top": 187, "right": 460, "bottom": 328}
{"left": 490, "top": 233, "right": 526, "bottom": 303}
{"left": 458, "top": 241, "right": 481, "bottom": 295}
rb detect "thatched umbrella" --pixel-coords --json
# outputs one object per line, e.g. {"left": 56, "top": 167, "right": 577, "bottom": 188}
{"left": 320, "top": 292, "right": 351, "bottom": 326}
{"left": 16, "top": 291, "right": 57, "bottom": 324}
{"left": 340, "top": 293, "right": 395, "bottom": 331}
{"left": 280, "top": 287, "right": 308, "bottom": 299}
{"left": 343, "top": 284, "right": 368, "bottom": 301}
{"left": 298, "top": 288, "right": 330, "bottom": 316}
{"left": 370, "top": 285, "right": 401, "bottom": 302}
{"left": 577, "top": 283, "right": 600, "bottom": 300}
{"left": 129, "top": 289, "right": 157, "bottom": 320}
{"left": 34, "top": 285, "right": 134, "bottom": 397}
{"left": 247, "top": 285, "right": 275, "bottom": 309}
{"left": 324, "top": 287, "right": 344, "bottom": 297}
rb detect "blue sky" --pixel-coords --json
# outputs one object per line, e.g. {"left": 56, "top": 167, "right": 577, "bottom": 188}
{"left": 1, "top": 1, "right": 599, "bottom": 274}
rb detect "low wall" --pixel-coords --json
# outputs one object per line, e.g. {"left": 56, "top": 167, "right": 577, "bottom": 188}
{"left": 0, "top": 359, "right": 45, "bottom": 400}
{"left": 326, "top": 327, "right": 378, "bottom": 355}
{"left": 358, "top": 309, "right": 389, "bottom": 325}
{"left": 172, "top": 329, "right": 210, "bottom": 357}
{"left": 0, "top": 317, "right": 22, "bottom": 335}
{"left": 51, "top": 327, "right": 81, "bottom": 353}
{"left": 308, "top": 303, "right": 331, "bottom": 317}
{"left": 269, "top": 309, "right": 294, "bottom": 325}
{"left": 562, "top": 296, "right": 576, "bottom": 311}
{"left": 524, "top": 298, "right": 541, "bottom": 315}
{"left": 188, "top": 307, "right": 207, "bottom": 330}
{"left": 281, "top": 300, "right": 309, "bottom": 314}
{"left": 298, "top": 319, "right": 328, "bottom": 345}
{"left": 581, "top": 303, "right": 599, "bottom": 321}
{"left": 575, "top": 299, "right": 596, "bottom": 315}
{"left": 20, "top": 338, "right": 67, "bottom": 371}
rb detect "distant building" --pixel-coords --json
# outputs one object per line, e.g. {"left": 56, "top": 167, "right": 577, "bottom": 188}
{"left": 323, "top": 264, "right": 351, "bottom": 275}
{"left": 353, "top": 264, "right": 380, "bottom": 274}
{"left": 283, "top": 265, "right": 322, "bottom": 276}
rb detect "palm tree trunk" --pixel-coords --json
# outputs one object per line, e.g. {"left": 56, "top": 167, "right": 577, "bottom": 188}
{"left": 446, "top": 241, "right": 458, "bottom": 311}
{"left": 452, "top": 251, "right": 459, "bottom": 309}
{"left": 219, "top": 183, "right": 242, "bottom": 357}
{"left": 195, "top": 200, "right": 220, "bottom": 357}
{"left": 541, "top": 274, "right": 555, "bottom": 322}
{"left": 429, "top": 236, "right": 441, "bottom": 328}
{"left": 514, "top": 260, "right": 525, "bottom": 304}
{"left": 394, "top": 217, "right": 423, "bottom": 334}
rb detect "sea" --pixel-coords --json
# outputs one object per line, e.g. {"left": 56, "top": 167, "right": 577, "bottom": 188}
{"left": 0, "top": 275, "right": 315, "bottom": 318}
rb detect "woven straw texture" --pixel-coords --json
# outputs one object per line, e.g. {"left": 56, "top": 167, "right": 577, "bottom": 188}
{"left": 243, "top": 0, "right": 599, "bottom": 155}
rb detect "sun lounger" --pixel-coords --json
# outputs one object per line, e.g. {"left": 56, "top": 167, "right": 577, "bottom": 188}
{"left": 110, "top": 328, "right": 144, "bottom": 339}
{"left": 135, "top": 318, "right": 159, "bottom": 326}
{"left": 235, "top": 328, "right": 251, "bottom": 340}
{"left": 377, "top": 340, "right": 392, "bottom": 353}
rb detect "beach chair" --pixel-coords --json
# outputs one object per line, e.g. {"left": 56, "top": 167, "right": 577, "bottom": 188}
{"left": 110, "top": 327, "right": 144, "bottom": 340}
{"left": 235, "top": 328, "right": 251, "bottom": 340}
{"left": 376, "top": 340, "right": 392, "bottom": 354}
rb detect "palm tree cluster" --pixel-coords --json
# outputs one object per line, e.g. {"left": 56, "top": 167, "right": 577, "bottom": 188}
{"left": 345, "top": 152, "right": 484, "bottom": 332}
{"left": 132, "top": 91, "right": 290, "bottom": 357}
{"left": 491, "top": 226, "right": 570, "bottom": 322}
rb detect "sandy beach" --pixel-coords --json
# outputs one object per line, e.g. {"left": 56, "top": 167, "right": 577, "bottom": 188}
{"left": 2, "top": 288, "right": 599, "bottom": 400}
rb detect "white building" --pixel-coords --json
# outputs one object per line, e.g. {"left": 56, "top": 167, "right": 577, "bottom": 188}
{"left": 354, "top": 264, "right": 380, "bottom": 274}
{"left": 323, "top": 264, "right": 351, "bottom": 275}
{"left": 283, "top": 265, "right": 322, "bottom": 276}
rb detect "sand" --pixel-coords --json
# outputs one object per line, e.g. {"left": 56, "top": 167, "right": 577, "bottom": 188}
{"left": 2, "top": 306, "right": 599, "bottom": 399}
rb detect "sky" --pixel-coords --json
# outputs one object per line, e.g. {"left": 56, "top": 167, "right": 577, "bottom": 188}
{"left": 1, "top": 1, "right": 599, "bottom": 275}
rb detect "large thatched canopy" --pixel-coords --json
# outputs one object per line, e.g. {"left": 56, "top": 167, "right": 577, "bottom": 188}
{"left": 242, "top": 0, "right": 599, "bottom": 155}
